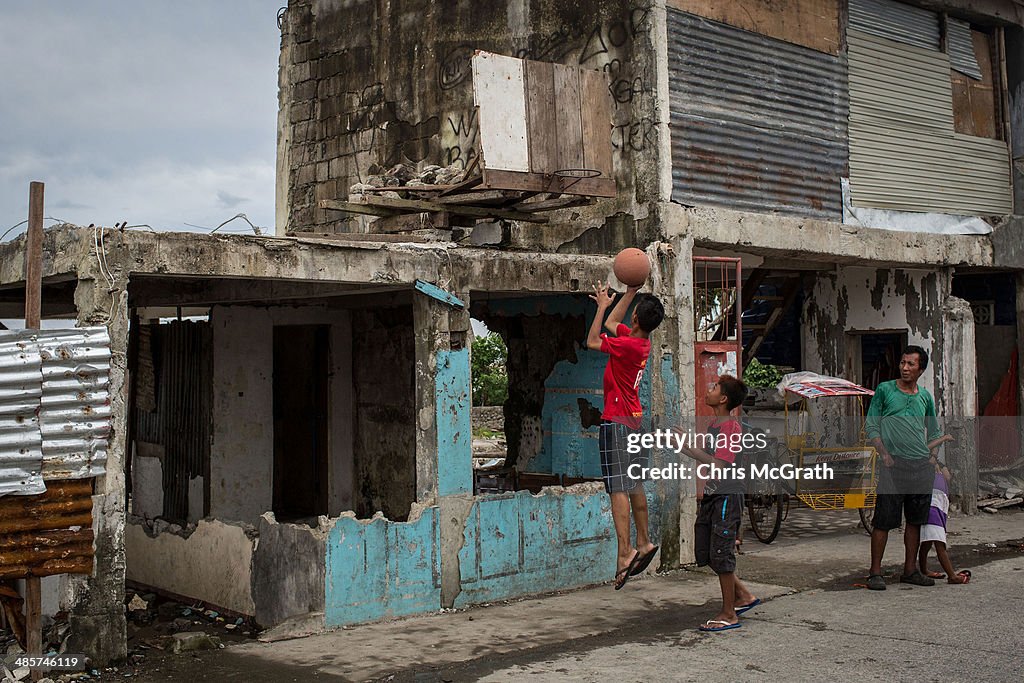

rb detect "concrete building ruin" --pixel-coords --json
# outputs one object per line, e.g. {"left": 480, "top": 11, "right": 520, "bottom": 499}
{"left": 1, "top": 0, "right": 1022, "bottom": 664}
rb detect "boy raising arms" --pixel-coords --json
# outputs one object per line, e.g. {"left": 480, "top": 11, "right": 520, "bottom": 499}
{"left": 587, "top": 283, "right": 664, "bottom": 590}
{"left": 677, "top": 376, "right": 759, "bottom": 631}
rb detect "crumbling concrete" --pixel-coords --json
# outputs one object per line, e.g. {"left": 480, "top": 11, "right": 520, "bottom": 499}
{"left": 125, "top": 518, "right": 257, "bottom": 616}
{"left": 252, "top": 513, "right": 329, "bottom": 628}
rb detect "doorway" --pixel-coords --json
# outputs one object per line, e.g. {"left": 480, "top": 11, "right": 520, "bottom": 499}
{"left": 273, "top": 325, "right": 330, "bottom": 521}
{"left": 845, "top": 330, "right": 908, "bottom": 392}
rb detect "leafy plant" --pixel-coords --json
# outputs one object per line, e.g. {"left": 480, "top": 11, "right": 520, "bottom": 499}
{"left": 471, "top": 333, "right": 508, "bottom": 406}
{"left": 743, "top": 358, "right": 783, "bottom": 389}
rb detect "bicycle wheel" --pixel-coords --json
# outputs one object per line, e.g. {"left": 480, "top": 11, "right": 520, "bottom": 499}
{"left": 746, "top": 493, "right": 783, "bottom": 544}
{"left": 859, "top": 506, "right": 874, "bottom": 534}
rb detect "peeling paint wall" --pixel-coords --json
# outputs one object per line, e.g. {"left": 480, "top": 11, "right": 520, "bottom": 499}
{"left": 455, "top": 487, "right": 613, "bottom": 607}
{"left": 324, "top": 506, "right": 440, "bottom": 626}
{"left": 803, "top": 267, "right": 948, "bottom": 395}
{"left": 125, "top": 519, "right": 256, "bottom": 616}
{"left": 210, "top": 305, "right": 355, "bottom": 524}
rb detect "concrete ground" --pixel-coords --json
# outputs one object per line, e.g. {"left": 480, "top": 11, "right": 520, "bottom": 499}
{"left": 92, "top": 507, "right": 1024, "bottom": 683}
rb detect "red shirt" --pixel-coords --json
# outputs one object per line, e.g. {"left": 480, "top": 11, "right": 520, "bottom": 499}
{"left": 599, "top": 323, "right": 650, "bottom": 427}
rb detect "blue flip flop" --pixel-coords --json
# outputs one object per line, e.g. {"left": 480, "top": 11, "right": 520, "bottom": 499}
{"left": 699, "top": 620, "right": 741, "bottom": 632}
{"left": 736, "top": 598, "right": 761, "bottom": 615}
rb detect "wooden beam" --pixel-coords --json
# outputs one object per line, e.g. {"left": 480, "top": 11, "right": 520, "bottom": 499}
{"left": 337, "top": 196, "right": 549, "bottom": 224}
{"left": 318, "top": 200, "right": 399, "bottom": 218}
{"left": 25, "top": 182, "right": 43, "bottom": 330}
{"left": 481, "top": 169, "right": 615, "bottom": 198}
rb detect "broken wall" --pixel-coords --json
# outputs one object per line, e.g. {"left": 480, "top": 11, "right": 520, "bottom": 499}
{"left": 277, "top": 0, "right": 663, "bottom": 235}
{"left": 803, "top": 267, "right": 947, "bottom": 395}
{"left": 125, "top": 519, "right": 256, "bottom": 616}
{"left": 209, "top": 304, "right": 355, "bottom": 524}
{"left": 351, "top": 306, "right": 417, "bottom": 520}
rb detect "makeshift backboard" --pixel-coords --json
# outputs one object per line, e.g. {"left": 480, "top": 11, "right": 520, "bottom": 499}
{"left": 472, "top": 51, "right": 616, "bottom": 197}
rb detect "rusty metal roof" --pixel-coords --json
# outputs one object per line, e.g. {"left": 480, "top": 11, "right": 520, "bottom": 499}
{"left": 0, "top": 327, "right": 110, "bottom": 497}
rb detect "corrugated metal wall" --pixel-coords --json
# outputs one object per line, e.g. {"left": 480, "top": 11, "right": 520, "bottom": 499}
{"left": 947, "top": 18, "right": 983, "bottom": 80}
{"left": 848, "top": 30, "right": 1012, "bottom": 214}
{"left": 668, "top": 9, "right": 848, "bottom": 220}
{"left": 131, "top": 321, "right": 211, "bottom": 524}
{"left": 0, "top": 328, "right": 110, "bottom": 498}
{"left": 849, "top": 0, "right": 939, "bottom": 50}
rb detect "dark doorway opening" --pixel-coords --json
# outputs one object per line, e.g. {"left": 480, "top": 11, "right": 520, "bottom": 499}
{"left": 855, "top": 331, "right": 908, "bottom": 392}
{"left": 273, "top": 324, "right": 330, "bottom": 521}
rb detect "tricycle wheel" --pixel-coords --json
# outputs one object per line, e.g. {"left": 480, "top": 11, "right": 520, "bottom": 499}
{"left": 859, "top": 506, "right": 875, "bottom": 534}
{"left": 746, "top": 493, "right": 783, "bottom": 544}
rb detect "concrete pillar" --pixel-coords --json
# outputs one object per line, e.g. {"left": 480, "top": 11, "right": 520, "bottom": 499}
{"left": 65, "top": 274, "right": 128, "bottom": 664}
{"left": 940, "top": 296, "right": 978, "bottom": 514}
{"left": 670, "top": 234, "right": 698, "bottom": 565}
{"left": 412, "top": 280, "right": 474, "bottom": 608}
{"left": 645, "top": 240, "right": 684, "bottom": 569}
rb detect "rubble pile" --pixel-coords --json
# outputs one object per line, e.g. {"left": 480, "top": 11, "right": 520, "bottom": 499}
{"left": 978, "top": 472, "right": 1024, "bottom": 513}
{"left": 349, "top": 162, "right": 468, "bottom": 198}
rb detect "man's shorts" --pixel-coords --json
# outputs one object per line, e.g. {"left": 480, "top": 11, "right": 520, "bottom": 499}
{"left": 599, "top": 421, "right": 647, "bottom": 494}
{"left": 872, "top": 457, "right": 933, "bottom": 532}
{"left": 695, "top": 493, "right": 743, "bottom": 575}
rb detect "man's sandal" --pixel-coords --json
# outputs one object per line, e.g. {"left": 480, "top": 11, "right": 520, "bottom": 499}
{"left": 614, "top": 551, "right": 641, "bottom": 590}
{"left": 699, "top": 620, "right": 741, "bottom": 632}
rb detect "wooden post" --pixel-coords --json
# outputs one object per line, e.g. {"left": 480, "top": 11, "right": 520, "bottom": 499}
{"left": 24, "top": 181, "right": 44, "bottom": 682}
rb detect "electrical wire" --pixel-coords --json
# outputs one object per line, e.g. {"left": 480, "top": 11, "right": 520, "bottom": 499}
{"left": 0, "top": 216, "right": 70, "bottom": 242}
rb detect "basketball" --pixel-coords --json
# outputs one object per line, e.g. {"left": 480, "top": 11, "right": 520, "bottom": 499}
{"left": 613, "top": 248, "right": 650, "bottom": 287}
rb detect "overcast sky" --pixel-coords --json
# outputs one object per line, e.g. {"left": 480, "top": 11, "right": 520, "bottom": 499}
{"left": 1, "top": 1, "right": 283, "bottom": 239}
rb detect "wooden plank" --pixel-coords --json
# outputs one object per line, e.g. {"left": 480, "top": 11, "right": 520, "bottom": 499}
{"left": 26, "top": 576, "right": 41, "bottom": 682}
{"left": 291, "top": 233, "right": 431, "bottom": 244}
{"left": 667, "top": 0, "right": 840, "bottom": 55}
{"left": 25, "top": 182, "right": 43, "bottom": 330}
{"left": 580, "top": 69, "right": 613, "bottom": 178}
{"left": 352, "top": 195, "right": 549, "bottom": 223}
{"left": 319, "top": 200, "right": 400, "bottom": 217}
{"left": 516, "top": 196, "right": 595, "bottom": 213}
{"left": 437, "top": 190, "right": 518, "bottom": 205}
{"left": 525, "top": 60, "right": 557, "bottom": 175}
{"left": 368, "top": 212, "right": 451, "bottom": 233}
{"left": 552, "top": 63, "right": 584, "bottom": 171}
{"left": 481, "top": 169, "right": 616, "bottom": 198}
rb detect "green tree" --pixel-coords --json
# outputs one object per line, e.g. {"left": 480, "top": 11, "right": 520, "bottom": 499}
{"left": 471, "top": 333, "right": 508, "bottom": 406}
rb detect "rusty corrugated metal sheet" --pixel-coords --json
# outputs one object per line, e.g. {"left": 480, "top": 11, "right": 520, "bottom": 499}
{"left": 668, "top": 9, "right": 848, "bottom": 220}
{"left": 0, "top": 478, "right": 94, "bottom": 579}
{"left": 849, "top": 0, "right": 939, "bottom": 51}
{"left": 0, "top": 327, "right": 111, "bottom": 497}
{"left": 0, "top": 333, "right": 44, "bottom": 497}
{"left": 38, "top": 328, "right": 111, "bottom": 480}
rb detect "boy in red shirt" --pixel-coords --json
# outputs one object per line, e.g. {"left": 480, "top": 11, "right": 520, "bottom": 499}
{"left": 678, "top": 375, "right": 759, "bottom": 631}
{"left": 587, "top": 283, "right": 664, "bottom": 589}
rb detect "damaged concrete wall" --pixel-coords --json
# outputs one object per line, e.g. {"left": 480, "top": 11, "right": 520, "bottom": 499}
{"left": 351, "top": 305, "right": 417, "bottom": 520}
{"left": 803, "top": 267, "right": 947, "bottom": 394}
{"left": 277, "top": 0, "right": 664, "bottom": 237}
{"left": 210, "top": 305, "right": 355, "bottom": 524}
{"left": 125, "top": 519, "right": 256, "bottom": 616}
{"left": 252, "top": 513, "right": 328, "bottom": 627}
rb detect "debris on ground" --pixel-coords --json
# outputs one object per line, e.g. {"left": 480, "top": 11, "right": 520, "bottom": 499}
{"left": 978, "top": 473, "right": 1024, "bottom": 513}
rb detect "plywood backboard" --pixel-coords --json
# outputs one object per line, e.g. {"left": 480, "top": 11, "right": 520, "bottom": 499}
{"left": 667, "top": 0, "right": 840, "bottom": 55}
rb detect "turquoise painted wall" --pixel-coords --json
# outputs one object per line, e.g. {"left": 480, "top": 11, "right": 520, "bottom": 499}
{"left": 437, "top": 348, "right": 472, "bottom": 496}
{"left": 324, "top": 509, "right": 441, "bottom": 626}
{"left": 454, "top": 489, "right": 614, "bottom": 607}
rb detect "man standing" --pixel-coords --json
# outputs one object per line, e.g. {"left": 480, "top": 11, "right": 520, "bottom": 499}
{"left": 865, "top": 345, "right": 943, "bottom": 590}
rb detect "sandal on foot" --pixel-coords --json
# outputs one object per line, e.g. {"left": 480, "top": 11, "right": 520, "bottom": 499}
{"left": 867, "top": 574, "right": 886, "bottom": 591}
{"left": 614, "top": 552, "right": 641, "bottom": 590}
{"left": 699, "top": 620, "right": 741, "bottom": 632}
{"left": 925, "top": 571, "right": 946, "bottom": 579}
{"left": 630, "top": 545, "right": 659, "bottom": 576}
{"left": 736, "top": 598, "right": 761, "bottom": 615}
{"left": 952, "top": 570, "right": 971, "bottom": 584}
{"left": 899, "top": 570, "right": 935, "bottom": 586}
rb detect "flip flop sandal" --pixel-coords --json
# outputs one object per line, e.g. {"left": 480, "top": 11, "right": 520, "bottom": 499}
{"left": 614, "top": 551, "right": 641, "bottom": 590}
{"left": 736, "top": 598, "right": 761, "bottom": 615}
{"left": 629, "top": 545, "right": 659, "bottom": 576}
{"left": 925, "top": 571, "right": 946, "bottom": 579}
{"left": 956, "top": 570, "right": 971, "bottom": 584}
{"left": 699, "top": 620, "right": 741, "bottom": 632}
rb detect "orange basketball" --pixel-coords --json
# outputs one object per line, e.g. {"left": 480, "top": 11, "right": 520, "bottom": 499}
{"left": 613, "top": 248, "right": 650, "bottom": 287}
